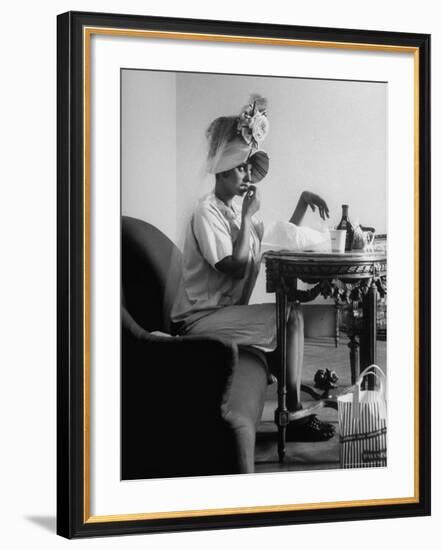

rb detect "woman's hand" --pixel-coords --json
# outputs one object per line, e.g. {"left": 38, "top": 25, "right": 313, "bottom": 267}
{"left": 289, "top": 190, "right": 330, "bottom": 225}
{"left": 301, "top": 191, "right": 330, "bottom": 220}
{"left": 242, "top": 185, "right": 261, "bottom": 220}
{"left": 217, "top": 184, "right": 260, "bottom": 279}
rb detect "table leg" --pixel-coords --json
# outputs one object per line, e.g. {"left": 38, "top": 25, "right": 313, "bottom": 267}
{"left": 275, "top": 288, "right": 289, "bottom": 463}
{"left": 360, "top": 280, "right": 377, "bottom": 390}
{"left": 348, "top": 332, "right": 360, "bottom": 385}
{"left": 334, "top": 302, "right": 340, "bottom": 348}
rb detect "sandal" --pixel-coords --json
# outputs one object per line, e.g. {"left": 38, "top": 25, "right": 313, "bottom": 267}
{"left": 285, "top": 414, "right": 335, "bottom": 442}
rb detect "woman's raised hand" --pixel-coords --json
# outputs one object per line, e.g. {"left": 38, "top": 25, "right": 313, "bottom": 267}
{"left": 302, "top": 191, "right": 330, "bottom": 220}
{"left": 242, "top": 185, "right": 261, "bottom": 219}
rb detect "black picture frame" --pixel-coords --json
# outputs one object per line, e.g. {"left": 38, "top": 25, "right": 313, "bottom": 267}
{"left": 57, "top": 10, "right": 431, "bottom": 539}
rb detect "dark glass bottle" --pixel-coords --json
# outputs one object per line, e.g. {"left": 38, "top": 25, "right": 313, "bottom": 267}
{"left": 336, "top": 204, "right": 354, "bottom": 251}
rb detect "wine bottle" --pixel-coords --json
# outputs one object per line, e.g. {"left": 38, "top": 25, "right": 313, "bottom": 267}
{"left": 336, "top": 204, "right": 354, "bottom": 251}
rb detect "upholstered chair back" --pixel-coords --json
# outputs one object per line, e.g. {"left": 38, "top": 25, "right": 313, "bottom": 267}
{"left": 121, "top": 216, "right": 182, "bottom": 333}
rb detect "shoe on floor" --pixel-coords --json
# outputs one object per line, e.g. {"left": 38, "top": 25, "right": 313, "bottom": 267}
{"left": 285, "top": 414, "right": 335, "bottom": 442}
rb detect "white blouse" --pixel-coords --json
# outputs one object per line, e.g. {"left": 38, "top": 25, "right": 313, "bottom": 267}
{"left": 171, "top": 190, "right": 263, "bottom": 329}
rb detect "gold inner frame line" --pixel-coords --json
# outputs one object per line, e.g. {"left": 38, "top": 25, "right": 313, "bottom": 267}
{"left": 82, "top": 26, "right": 420, "bottom": 524}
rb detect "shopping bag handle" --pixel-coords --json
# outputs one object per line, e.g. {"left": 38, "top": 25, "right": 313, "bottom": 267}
{"left": 340, "top": 364, "right": 386, "bottom": 396}
{"left": 351, "top": 365, "right": 386, "bottom": 422}
{"left": 356, "top": 364, "right": 386, "bottom": 393}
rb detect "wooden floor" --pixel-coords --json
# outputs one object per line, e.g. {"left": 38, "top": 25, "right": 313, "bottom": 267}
{"left": 255, "top": 334, "right": 387, "bottom": 473}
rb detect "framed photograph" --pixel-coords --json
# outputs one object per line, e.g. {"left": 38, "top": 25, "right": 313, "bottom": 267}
{"left": 57, "top": 11, "right": 431, "bottom": 538}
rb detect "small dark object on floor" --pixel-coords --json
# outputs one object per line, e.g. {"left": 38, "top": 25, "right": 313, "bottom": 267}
{"left": 314, "top": 368, "right": 339, "bottom": 399}
{"left": 285, "top": 414, "right": 336, "bottom": 442}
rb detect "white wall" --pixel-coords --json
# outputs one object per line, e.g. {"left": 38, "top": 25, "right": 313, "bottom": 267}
{"left": 1, "top": 1, "right": 439, "bottom": 550}
{"left": 121, "top": 69, "right": 177, "bottom": 237}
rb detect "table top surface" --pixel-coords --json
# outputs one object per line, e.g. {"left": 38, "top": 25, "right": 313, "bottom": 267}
{"left": 263, "top": 250, "right": 387, "bottom": 263}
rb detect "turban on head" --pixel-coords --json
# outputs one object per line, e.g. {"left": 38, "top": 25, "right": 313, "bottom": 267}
{"left": 206, "top": 95, "right": 270, "bottom": 181}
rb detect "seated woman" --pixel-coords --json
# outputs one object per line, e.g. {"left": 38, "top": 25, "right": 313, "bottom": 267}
{"left": 171, "top": 95, "right": 334, "bottom": 441}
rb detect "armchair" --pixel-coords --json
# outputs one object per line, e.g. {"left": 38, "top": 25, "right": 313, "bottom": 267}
{"left": 121, "top": 216, "right": 269, "bottom": 479}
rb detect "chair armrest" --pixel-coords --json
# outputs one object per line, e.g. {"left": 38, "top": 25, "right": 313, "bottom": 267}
{"left": 122, "top": 306, "right": 237, "bottom": 412}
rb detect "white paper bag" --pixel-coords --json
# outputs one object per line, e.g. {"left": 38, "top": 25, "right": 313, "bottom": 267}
{"left": 337, "top": 365, "right": 387, "bottom": 469}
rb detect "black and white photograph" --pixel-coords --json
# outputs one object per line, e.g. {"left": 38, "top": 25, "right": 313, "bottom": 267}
{"left": 121, "top": 69, "right": 388, "bottom": 480}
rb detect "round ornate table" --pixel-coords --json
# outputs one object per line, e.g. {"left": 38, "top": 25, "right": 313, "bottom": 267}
{"left": 264, "top": 250, "right": 387, "bottom": 463}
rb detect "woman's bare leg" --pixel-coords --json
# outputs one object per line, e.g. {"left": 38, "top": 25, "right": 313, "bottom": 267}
{"left": 285, "top": 303, "right": 304, "bottom": 412}
{"left": 284, "top": 302, "right": 335, "bottom": 440}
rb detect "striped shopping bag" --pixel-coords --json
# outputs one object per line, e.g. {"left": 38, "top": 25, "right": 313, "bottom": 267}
{"left": 337, "top": 365, "right": 387, "bottom": 469}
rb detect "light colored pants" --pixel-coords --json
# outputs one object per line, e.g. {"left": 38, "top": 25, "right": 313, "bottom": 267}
{"left": 182, "top": 303, "right": 278, "bottom": 352}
